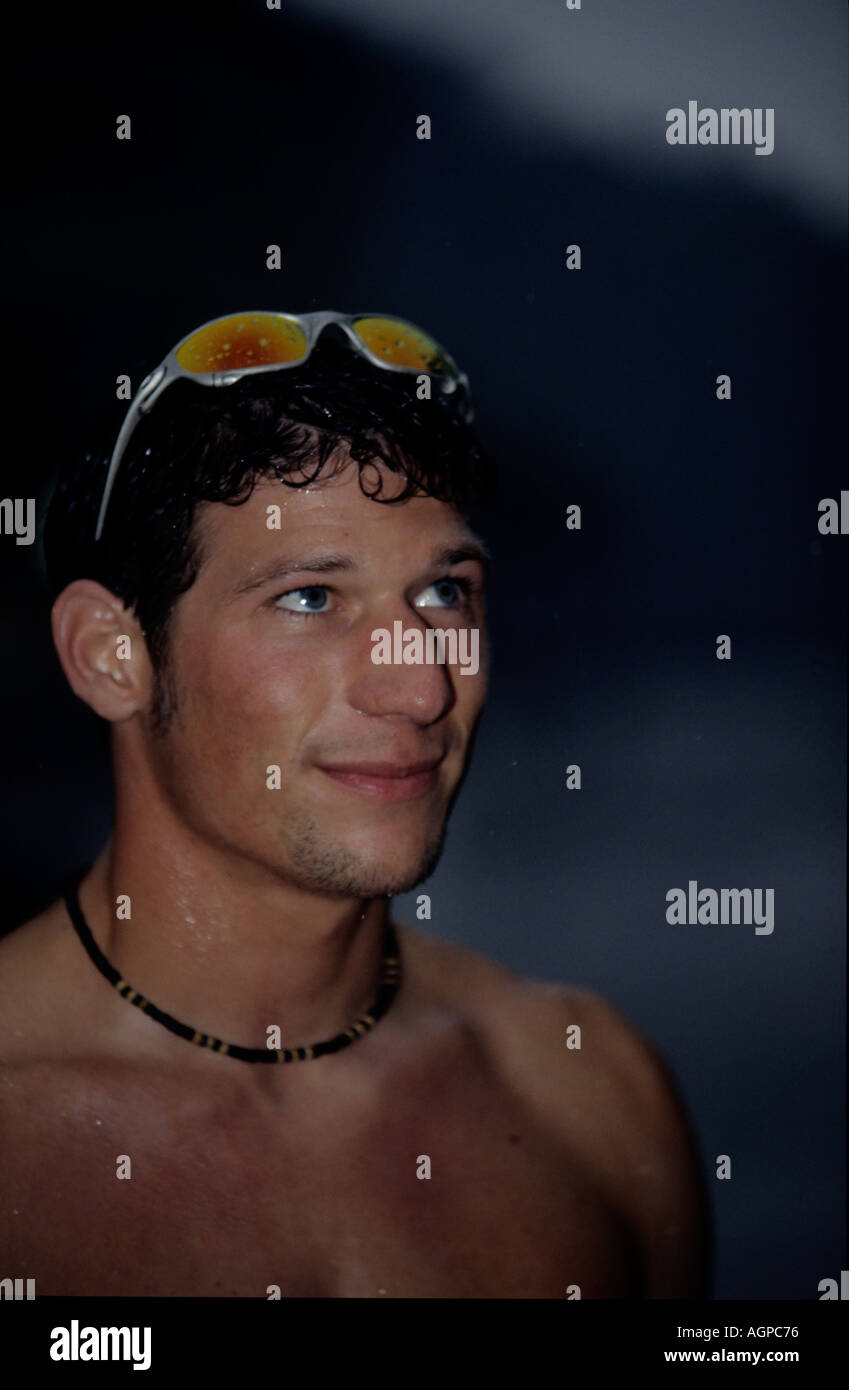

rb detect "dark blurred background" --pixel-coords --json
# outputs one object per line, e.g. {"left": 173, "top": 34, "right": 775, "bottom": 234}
{"left": 1, "top": 0, "right": 845, "bottom": 1298}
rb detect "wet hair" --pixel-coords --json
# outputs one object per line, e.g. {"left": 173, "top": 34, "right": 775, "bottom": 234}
{"left": 43, "top": 329, "right": 497, "bottom": 685}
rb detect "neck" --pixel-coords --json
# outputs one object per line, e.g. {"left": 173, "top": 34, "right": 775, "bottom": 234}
{"left": 77, "top": 811, "right": 391, "bottom": 1065}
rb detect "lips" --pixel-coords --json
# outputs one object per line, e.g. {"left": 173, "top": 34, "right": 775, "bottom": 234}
{"left": 317, "top": 757, "right": 443, "bottom": 801}
{"left": 321, "top": 759, "right": 441, "bottom": 777}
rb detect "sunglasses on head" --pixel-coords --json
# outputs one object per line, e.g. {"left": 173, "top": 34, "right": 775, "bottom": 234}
{"left": 94, "top": 309, "right": 473, "bottom": 541}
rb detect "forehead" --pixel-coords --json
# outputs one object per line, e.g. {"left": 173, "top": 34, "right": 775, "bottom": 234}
{"left": 193, "top": 459, "right": 481, "bottom": 575}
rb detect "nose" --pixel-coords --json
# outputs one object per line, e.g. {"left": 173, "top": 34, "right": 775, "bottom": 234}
{"left": 346, "top": 614, "right": 457, "bottom": 725}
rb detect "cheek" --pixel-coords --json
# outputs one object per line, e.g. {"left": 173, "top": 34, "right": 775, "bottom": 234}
{"left": 175, "top": 626, "right": 323, "bottom": 749}
{"left": 160, "top": 632, "right": 330, "bottom": 832}
{"left": 457, "top": 647, "right": 488, "bottom": 708}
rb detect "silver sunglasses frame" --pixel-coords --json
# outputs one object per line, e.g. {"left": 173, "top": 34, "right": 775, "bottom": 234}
{"left": 94, "top": 308, "right": 473, "bottom": 541}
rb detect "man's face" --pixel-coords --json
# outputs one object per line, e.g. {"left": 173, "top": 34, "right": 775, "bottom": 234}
{"left": 141, "top": 456, "right": 489, "bottom": 897}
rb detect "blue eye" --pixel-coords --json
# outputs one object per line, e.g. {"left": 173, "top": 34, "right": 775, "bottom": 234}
{"left": 413, "top": 578, "right": 470, "bottom": 609}
{"left": 274, "top": 585, "right": 330, "bottom": 614}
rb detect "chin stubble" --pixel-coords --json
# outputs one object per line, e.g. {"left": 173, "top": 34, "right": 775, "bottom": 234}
{"left": 281, "top": 805, "right": 449, "bottom": 898}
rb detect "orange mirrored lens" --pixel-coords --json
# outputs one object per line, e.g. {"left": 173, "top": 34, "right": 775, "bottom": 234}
{"left": 175, "top": 312, "right": 308, "bottom": 374}
{"left": 353, "top": 316, "right": 455, "bottom": 375}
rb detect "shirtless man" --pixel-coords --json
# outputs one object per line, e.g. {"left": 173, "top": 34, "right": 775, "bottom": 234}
{"left": 0, "top": 310, "right": 710, "bottom": 1298}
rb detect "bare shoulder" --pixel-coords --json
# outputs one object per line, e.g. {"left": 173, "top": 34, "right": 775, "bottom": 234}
{"left": 396, "top": 922, "right": 712, "bottom": 1297}
{"left": 398, "top": 919, "right": 674, "bottom": 1084}
{"left": 0, "top": 900, "right": 64, "bottom": 968}
{"left": 396, "top": 921, "right": 692, "bottom": 1143}
{"left": 0, "top": 898, "right": 94, "bottom": 1064}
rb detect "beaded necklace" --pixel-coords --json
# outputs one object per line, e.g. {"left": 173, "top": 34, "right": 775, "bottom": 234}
{"left": 63, "top": 873, "right": 401, "bottom": 1063}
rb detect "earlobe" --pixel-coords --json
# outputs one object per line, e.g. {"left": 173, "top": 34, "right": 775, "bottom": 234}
{"left": 51, "top": 579, "right": 153, "bottom": 721}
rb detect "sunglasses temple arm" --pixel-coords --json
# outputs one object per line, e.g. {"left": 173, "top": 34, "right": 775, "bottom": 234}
{"left": 94, "top": 372, "right": 171, "bottom": 541}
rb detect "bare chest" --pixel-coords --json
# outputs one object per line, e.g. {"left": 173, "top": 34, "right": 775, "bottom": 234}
{"left": 0, "top": 1058, "right": 641, "bottom": 1299}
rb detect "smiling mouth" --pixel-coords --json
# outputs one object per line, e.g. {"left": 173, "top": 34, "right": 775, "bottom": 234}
{"left": 316, "top": 759, "right": 443, "bottom": 801}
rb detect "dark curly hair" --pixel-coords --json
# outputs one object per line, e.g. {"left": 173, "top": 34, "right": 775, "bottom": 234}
{"left": 44, "top": 328, "right": 498, "bottom": 691}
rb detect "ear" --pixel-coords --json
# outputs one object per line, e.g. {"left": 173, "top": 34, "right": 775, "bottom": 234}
{"left": 51, "top": 579, "right": 156, "bottom": 723}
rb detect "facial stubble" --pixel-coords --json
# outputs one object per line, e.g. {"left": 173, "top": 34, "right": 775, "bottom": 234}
{"left": 143, "top": 615, "right": 468, "bottom": 899}
{"left": 279, "top": 799, "right": 451, "bottom": 898}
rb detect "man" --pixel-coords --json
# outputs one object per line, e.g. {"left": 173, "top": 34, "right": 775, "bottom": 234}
{"left": 0, "top": 310, "right": 710, "bottom": 1297}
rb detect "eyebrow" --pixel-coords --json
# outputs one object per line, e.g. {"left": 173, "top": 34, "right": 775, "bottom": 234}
{"left": 228, "top": 539, "right": 491, "bottom": 599}
{"left": 431, "top": 540, "right": 491, "bottom": 572}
